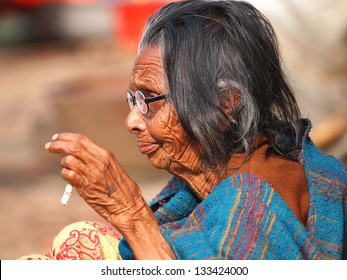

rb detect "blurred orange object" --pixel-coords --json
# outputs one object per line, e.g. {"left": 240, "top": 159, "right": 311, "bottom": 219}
{"left": 114, "top": 1, "right": 172, "bottom": 51}
{"left": 11, "top": 0, "right": 96, "bottom": 6}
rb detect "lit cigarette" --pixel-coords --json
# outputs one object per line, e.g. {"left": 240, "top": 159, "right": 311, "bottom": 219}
{"left": 61, "top": 184, "right": 73, "bottom": 205}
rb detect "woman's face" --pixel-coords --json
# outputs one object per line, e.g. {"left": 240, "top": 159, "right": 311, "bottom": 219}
{"left": 125, "top": 47, "right": 201, "bottom": 172}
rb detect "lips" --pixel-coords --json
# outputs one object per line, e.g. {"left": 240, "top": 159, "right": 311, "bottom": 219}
{"left": 137, "top": 141, "right": 160, "bottom": 154}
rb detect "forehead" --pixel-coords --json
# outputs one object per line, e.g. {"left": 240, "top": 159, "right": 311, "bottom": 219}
{"left": 129, "top": 47, "right": 166, "bottom": 92}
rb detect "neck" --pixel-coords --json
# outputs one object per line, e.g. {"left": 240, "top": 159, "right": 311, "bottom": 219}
{"left": 167, "top": 159, "right": 226, "bottom": 199}
{"left": 167, "top": 136, "right": 273, "bottom": 200}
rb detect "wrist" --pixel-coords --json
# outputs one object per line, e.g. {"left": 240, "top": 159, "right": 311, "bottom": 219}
{"left": 118, "top": 205, "right": 175, "bottom": 259}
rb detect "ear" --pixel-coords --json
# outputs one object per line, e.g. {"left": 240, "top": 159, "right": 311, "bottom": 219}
{"left": 220, "top": 88, "right": 240, "bottom": 116}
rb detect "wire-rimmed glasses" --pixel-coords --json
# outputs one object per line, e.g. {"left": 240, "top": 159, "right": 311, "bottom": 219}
{"left": 126, "top": 90, "right": 170, "bottom": 115}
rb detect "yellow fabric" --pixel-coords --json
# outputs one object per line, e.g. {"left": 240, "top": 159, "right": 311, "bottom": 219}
{"left": 19, "top": 221, "right": 122, "bottom": 260}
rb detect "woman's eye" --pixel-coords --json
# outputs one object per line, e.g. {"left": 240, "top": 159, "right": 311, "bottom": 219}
{"left": 140, "top": 89, "right": 159, "bottom": 98}
{"left": 149, "top": 92, "right": 159, "bottom": 98}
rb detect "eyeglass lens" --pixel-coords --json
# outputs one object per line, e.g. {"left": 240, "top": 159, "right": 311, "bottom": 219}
{"left": 135, "top": 91, "right": 148, "bottom": 114}
{"left": 126, "top": 91, "right": 135, "bottom": 110}
{"left": 127, "top": 90, "right": 169, "bottom": 115}
{"left": 126, "top": 90, "right": 148, "bottom": 114}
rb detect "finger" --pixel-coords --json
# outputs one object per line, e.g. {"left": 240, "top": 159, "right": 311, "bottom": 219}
{"left": 60, "top": 155, "right": 88, "bottom": 174}
{"left": 45, "top": 138, "right": 82, "bottom": 154}
{"left": 61, "top": 154, "right": 108, "bottom": 187}
{"left": 45, "top": 140, "right": 96, "bottom": 164}
{"left": 51, "top": 133, "right": 104, "bottom": 156}
{"left": 61, "top": 168, "right": 85, "bottom": 189}
{"left": 51, "top": 132, "right": 89, "bottom": 144}
{"left": 45, "top": 133, "right": 108, "bottom": 163}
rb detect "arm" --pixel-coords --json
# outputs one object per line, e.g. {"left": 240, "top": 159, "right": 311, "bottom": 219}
{"left": 45, "top": 132, "right": 176, "bottom": 260}
{"left": 119, "top": 205, "right": 176, "bottom": 259}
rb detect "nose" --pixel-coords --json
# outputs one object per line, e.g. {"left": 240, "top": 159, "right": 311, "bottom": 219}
{"left": 125, "top": 106, "right": 146, "bottom": 135}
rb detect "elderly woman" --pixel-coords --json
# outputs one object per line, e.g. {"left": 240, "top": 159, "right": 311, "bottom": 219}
{"left": 21, "top": 0, "right": 346, "bottom": 260}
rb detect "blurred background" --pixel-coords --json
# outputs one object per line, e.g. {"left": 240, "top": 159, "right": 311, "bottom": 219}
{"left": 0, "top": 0, "right": 346, "bottom": 259}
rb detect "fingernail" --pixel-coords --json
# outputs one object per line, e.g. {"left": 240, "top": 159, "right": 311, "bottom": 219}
{"left": 69, "top": 170, "right": 75, "bottom": 177}
{"left": 52, "top": 134, "right": 58, "bottom": 140}
{"left": 45, "top": 142, "right": 51, "bottom": 150}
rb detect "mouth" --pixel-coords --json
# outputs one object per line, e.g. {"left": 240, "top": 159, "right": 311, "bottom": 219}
{"left": 137, "top": 141, "right": 160, "bottom": 154}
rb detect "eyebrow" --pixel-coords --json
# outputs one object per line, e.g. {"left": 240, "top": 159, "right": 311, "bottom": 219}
{"left": 130, "top": 78, "right": 164, "bottom": 96}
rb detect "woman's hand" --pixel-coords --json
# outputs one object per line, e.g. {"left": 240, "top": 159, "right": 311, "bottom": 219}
{"left": 45, "top": 132, "right": 147, "bottom": 230}
{"left": 45, "top": 132, "right": 176, "bottom": 259}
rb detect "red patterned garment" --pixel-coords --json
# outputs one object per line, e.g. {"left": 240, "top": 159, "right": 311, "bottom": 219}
{"left": 19, "top": 221, "right": 122, "bottom": 260}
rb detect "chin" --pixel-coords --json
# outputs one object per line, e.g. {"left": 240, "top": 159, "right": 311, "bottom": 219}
{"left": 147, "top": 151, "right": 170, "bottom": 170}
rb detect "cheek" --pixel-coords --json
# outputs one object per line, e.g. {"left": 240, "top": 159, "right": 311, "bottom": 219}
{"left": 148, "top": 106, "right": 189, "bottom": 155}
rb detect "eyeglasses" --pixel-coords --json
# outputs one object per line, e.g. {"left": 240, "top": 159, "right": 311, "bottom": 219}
{"left": 126, "top": 90, "right": 170, "bottom": 115}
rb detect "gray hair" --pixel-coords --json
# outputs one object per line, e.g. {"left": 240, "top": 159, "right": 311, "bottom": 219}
{"left": 139, "top": 0, "right": 302, "bottom": 168}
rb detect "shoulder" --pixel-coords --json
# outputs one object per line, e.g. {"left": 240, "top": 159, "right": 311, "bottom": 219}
{"left": 202, "top": 173, "right": 277, "bottom": 214}
{"left": 149, "top": 176, "right": 189, "bottom": 207}
{"left": 301, "top": 119, "right": 347, "bottom": 184}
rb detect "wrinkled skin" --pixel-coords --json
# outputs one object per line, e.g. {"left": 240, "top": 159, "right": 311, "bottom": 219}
{"left": 46, "top": 133, "right": 146, "bottom": 231}
{"left": 45, "top": 47, "right": 221, "bottom": 259}
{"left": 126, "top": 47, "right": 222, "bottom": 198}
{"left": 126, "top": 48, "right": 203, "bottom": 173}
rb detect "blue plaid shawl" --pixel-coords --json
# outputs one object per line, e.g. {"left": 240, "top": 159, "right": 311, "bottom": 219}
{"left": 119, "top": 121, "right": 347, "bottom": 259}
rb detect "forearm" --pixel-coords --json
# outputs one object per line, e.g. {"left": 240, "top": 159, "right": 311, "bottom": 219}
{"left": 117, "top": 205, "right": 176, "bottom": 260}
